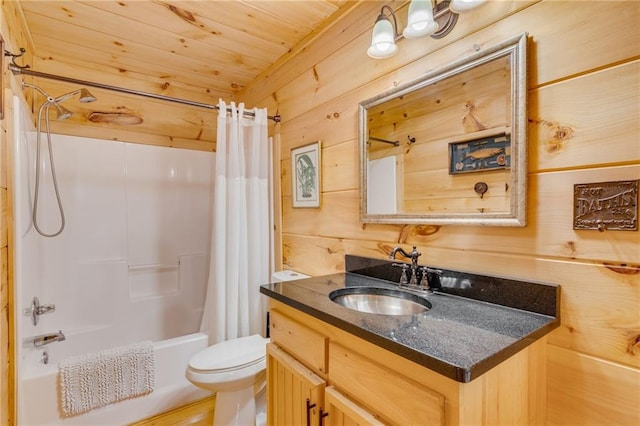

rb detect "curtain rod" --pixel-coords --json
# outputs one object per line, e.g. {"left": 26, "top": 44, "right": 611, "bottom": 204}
{"left": 368, "top": 136, "right": 399, "bottom": 146}
{"left": 8, "top": 63, "right": 281, "bottom": 123}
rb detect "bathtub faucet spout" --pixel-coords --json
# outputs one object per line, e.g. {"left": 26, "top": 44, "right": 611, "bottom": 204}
{"left": 33, "top": 330, "right": 66, "bottom": 348}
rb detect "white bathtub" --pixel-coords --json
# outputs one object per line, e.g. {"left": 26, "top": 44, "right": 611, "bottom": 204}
{"left": 18, "top": 332, "right": 211, "bottom": 425}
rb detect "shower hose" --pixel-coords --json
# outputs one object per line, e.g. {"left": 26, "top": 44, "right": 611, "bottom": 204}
{"left": 32, "top": 99, "right": 66, "bottom": 237}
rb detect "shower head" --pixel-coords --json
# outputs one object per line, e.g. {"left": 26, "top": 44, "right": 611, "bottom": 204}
{"left": 52, "top": 102, "right": 73, "bottom": 121}
{"left": 54, "top": 88, "right": 97, "bottom": 104}
{"left": 78, "top": 88, "right": 97, "bottom": 103}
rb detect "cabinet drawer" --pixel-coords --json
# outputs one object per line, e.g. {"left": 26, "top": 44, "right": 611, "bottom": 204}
{"left": 329, "top": 342, "right": 445, "bottom": 426}
{"left": 269, "top": 309, "right": 328, "bottom": 375}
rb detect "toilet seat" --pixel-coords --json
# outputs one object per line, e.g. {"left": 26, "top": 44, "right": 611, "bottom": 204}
{"left": 188, "top": 334, "right": 267, "bottom": 373}
{"left": 189, "top": 356, "right": 264, "bottom": 374}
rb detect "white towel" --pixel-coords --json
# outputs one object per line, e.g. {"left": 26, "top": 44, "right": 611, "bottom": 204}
{"left": 58, "top": 341, "right": 155, "bottom": 417}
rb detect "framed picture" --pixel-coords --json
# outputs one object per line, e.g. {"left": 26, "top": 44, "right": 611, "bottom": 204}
{"left": 449, "top": 133, "right": 511, "bottom": 174}
{"left": 292, "top": 141, "right": 321, "bottom": 208}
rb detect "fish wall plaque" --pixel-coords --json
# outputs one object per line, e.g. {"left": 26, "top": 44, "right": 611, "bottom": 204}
{"left": 573, "top": 180, "right": 638, "bottom": 231}
{"left": 449, "top": 133, "right": 511, "bottom": 174}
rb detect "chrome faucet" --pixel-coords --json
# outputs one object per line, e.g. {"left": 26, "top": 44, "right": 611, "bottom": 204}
{"left": 389, "top": 246, "right": 421, "bottom": 286}
{"left": 390, "top": 245, "right": 421, "bottom": 269}
{"left": 33, "top": 330, "right": 66, "bottom": 348}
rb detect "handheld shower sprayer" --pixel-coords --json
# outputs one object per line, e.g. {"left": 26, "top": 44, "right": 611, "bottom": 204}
{"left": 21, "top": 81, "right": 98, "bottom": 237}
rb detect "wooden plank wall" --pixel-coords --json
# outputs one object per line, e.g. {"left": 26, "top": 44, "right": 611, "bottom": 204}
{"left": 241, "top": 1, "right": 640, "bottom": 424}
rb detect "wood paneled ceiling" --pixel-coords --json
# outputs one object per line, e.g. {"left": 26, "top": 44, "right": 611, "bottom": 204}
{"left": 17, "top": 0, "right": 352, "bottom": 104}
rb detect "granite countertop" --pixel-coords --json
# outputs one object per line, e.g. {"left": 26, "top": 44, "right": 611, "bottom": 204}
{"left": 260, "top": 256, "right": 560, "bottom": 383}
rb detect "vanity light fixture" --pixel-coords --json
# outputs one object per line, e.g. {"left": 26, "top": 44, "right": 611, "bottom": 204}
{"left": 367, "top": 0, "right": 487, "bottom": 59}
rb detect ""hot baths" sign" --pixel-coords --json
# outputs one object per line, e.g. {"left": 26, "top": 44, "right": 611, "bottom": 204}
{"left": 573, "top": 180, "right": 638, "bottom": 231}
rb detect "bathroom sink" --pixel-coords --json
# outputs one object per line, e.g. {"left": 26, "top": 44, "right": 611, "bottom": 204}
{"left": 329, "top": 287, "right": 431, "bottom": 315}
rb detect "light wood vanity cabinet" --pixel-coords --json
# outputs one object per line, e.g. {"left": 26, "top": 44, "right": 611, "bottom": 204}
{"left": 269, "top": 304, "right": 445, "bottom": 425}
{"left": 267, "top": 300, "right": 548, "bottom": 426}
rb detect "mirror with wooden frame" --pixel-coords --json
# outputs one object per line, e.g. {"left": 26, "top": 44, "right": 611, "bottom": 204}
{"left": 359, "top": 33, "right": 527, "bottom": 226}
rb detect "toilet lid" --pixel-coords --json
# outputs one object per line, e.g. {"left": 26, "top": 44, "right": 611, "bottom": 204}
{"left": 189, "top": 334, "right": 268, "bottom": 372}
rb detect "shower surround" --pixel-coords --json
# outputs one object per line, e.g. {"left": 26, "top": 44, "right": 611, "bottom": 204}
{"left": 13, "top": 95, "right": 214, "bottom": 424}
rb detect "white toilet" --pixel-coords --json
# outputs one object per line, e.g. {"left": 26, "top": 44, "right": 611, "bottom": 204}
{"left": 186, "top": 334, "right": 270, "bottom": 425}
{"left": 186, "top": 270, "right": 309, "bottom": 425}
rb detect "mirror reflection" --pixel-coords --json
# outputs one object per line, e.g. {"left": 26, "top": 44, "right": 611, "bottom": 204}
{"left": 360, "top": 33, "right": 527, "bottom": 226}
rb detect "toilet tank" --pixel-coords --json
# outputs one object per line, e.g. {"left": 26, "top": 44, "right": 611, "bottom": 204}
{"left": 266, "top": 270, "right": 309, "bottom": 337}
{"left": 271, "top": 270, "right": 310, "bottom": 282}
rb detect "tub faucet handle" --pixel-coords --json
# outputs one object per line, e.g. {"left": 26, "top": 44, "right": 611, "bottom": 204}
{"left": 25, "top": 297, "right": 56, "bottom": 326}
{"left": 36, "top": 303, "right": 56, "bottom": 315}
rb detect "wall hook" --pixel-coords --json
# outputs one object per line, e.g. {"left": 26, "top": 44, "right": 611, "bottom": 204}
{"left": 407, "top": 135, "right": 416, "bottom": 144}
{"left": 474, "top": 182, "right": 488, "bottom": 199}
{"left": 4, "top": 47, "right": 30, "bottom": 69}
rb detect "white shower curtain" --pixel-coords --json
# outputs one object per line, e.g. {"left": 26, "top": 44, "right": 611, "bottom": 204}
{"left": 201, "top": 100, "right": 272, "bottom": 344}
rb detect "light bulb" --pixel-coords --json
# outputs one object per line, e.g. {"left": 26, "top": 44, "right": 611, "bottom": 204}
{"left": 449, "top": 0, "right": 487, "bottom": 13}
{"left": 403, "top": 0, "right": 439, "bottom": 39}
{"left": 368, "top": 15, "right": 398, "bottom": 59}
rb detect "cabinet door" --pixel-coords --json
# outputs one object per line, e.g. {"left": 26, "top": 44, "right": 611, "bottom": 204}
{"left": 324, "top": 386, "right": 386, "bottom": 426}
{"left": 267, "top": 343, "right": 326, "bottom": 426}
